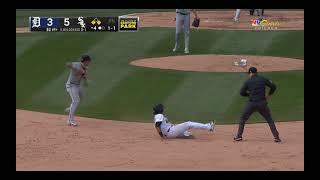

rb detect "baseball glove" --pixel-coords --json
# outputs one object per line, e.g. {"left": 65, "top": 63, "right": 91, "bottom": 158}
{"left": 192, "top": 18, "right": 200, "bottom": 27}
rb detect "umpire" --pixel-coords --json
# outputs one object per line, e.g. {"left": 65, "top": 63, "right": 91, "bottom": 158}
{"left": 234, "top": 67, "right": 281, "bottom": 143}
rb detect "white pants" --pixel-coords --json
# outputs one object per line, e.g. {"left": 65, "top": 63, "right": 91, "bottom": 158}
{"left": 166, "top": 121, "right": 211, "bottom": 138}
{"left": 66, "top": 84, "right": 83, "bottom": 122}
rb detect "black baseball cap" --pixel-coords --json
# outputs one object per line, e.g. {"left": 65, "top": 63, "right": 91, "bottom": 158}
{"left": 153, "top": 104, "right": 164, "bottom": 115}
{"left": 81, "top": 55, "right": 91, "bottom": 62}
{"left": 248, "top": 67, "right": 258, "bottom": 74}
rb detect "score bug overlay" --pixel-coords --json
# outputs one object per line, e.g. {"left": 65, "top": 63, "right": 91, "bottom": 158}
{"left": 29, "top": 16, "right": 87, "bottom": 32}
{"left": 29, "top": 16, "right": 139, "bottom": 32}
{"left": 118, "top": 16, "right": 139, "bottom": 32}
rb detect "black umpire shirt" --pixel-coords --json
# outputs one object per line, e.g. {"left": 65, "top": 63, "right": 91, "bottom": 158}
{"left": 240, "top": 74, "right": 276, "bottom": 102}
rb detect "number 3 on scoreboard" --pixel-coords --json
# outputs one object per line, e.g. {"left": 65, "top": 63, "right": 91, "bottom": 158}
{"left": 64, "top": 18, "right": 70, "bottom": 26}
{"left": 47, "top": 18, "right": 53, "bottom": 26}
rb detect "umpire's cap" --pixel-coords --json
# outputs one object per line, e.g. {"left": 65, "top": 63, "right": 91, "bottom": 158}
{"left": 248, "top": 67, "right": 258, "bottom": 74}
{"left": 153, "top": 104, "right": 164, "bottom": 115}
{"left": 81, "top": 55, "right": 92, "bottom": 62}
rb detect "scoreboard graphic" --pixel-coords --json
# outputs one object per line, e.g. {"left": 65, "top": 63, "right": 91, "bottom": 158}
{"left": 29, "top": 16, "right": 139, "bottom": 32}
{"left": 118, "top": 16, "right": 139, "bottom": 32}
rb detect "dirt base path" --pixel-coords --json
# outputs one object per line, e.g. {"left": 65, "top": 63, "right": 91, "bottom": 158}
{"left": 16, "top": 109, "right": 304, "bottom": 171}
{"left": 130, "top": 55, "right": 304, "bottom": 73}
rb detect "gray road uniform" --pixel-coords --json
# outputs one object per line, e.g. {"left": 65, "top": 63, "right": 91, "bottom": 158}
{"left": 65, "top": 62, "right": 87, "bottom": 125}
{"left": 234, "top": 9, "right": 264, "bottom": 22}
{"left": 174, "top": 9, "right": 191, "bottom": 53}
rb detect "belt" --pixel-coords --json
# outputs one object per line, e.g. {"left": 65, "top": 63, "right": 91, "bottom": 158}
{"left": 177, "top": 12, "right": 189, "bottom": 15}
{"left": 66, "top": 82, "right": 80, "bottom": 86}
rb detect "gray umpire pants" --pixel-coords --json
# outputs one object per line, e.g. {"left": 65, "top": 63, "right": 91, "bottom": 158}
{"left": 236, "top": 101, "right": 280, "bottom": 138}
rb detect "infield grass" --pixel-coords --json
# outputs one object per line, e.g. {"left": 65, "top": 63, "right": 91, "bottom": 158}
{"left": 16, "top": 9, "right": 304, "bottom": 124}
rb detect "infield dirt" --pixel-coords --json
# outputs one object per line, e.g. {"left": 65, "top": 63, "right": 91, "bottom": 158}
{"left": 16, "top": 109, "right": 304, "bottom": 171}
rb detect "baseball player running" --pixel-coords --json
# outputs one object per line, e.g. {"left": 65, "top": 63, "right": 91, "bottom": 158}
{"left": 64, "top": 55, "right": 91, "bottom": 126}
{"left": 173, "top": 9, "right": 198, "bottom": 54}
{"left": 153, "top": 104, "right": 215, "bottom": 139}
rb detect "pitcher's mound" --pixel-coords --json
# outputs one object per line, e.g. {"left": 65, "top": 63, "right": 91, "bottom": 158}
{"left": 130, "top": 55, "right": 304, "bottom": 72}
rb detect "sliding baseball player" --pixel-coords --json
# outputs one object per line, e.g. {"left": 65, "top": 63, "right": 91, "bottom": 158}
{"left": 64, "top": 55, "right": 91, "bottom": 126}
{"left": 153, "top": 104, "right": 215, "bottom": 138}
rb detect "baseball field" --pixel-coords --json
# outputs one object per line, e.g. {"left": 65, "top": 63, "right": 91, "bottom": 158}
{"left": 16, "top": 9, "right": 304, "bottom": 170}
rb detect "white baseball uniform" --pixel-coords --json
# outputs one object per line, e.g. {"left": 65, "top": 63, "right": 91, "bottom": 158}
{"left": 65, "top": 62, "right": 86, "bottom": 125}
{"left": 154, "top": 114, "right": 212, "bottom": 138}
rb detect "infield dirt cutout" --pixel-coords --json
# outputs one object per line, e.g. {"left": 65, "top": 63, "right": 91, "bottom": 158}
{"left": 130, "top": 55, "right": 304, "bottom": 73}
{"left": 16, "top": 109, "right": 304, "bottom": 171}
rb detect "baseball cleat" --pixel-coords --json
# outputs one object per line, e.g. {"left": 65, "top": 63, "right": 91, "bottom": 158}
{"left": 274, "top": 137, "right": 282, "bottom": 143}
{"left": 209, "top": 120, "right": 216, "bottom": 132}
{"left": 233, "top": 136, "right": 243, "bottom": 141}
{"left": 234, "top": 18, "right": 239, "bottom": 22}
{"left": 184, "top": 48, "right": 189, "bottom": 54}
{"left": 64, "top": 107, "right": 70, "bottom": 113}
{"left": 172, "top": 47, "right": 178, "bottom": 52}
{"left": 68, "top": 120, "right": 78, "bottom": 127}
{"left": 184, "top": 130, "right": 193, "bottom": 136}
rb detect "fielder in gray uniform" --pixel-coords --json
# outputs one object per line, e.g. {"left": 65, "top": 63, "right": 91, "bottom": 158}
{"left": 64, "top": 55, "right": 91, "bottom": 126}
{"left": 173, "top": 9, "right": 198, "bottom": 54}
{"left": 234, "top": 9, "right": 264, "bottom": 22}
{"left": 234, "top": 9, "right": 241, "bottom": 22}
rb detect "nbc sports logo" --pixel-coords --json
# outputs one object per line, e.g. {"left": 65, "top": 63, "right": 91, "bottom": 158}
{"left": 251, "top": 19, "right": 268, "bottom": 27}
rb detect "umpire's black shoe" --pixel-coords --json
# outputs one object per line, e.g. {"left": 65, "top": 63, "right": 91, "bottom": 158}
{"left": 274, "top": 137, "right": 282, "bottom": 143}
{"left": 233, "top": 136, "right": 243, "bottom": 141}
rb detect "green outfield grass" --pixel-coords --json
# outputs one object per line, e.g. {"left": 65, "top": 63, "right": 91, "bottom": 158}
{"left": 16, "top": 10, "right": 304, "bottom": 124}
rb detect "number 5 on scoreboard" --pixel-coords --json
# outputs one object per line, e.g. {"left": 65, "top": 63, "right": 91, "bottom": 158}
{"left": 64, "top": 18, "right": 70, "bottom": 26}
